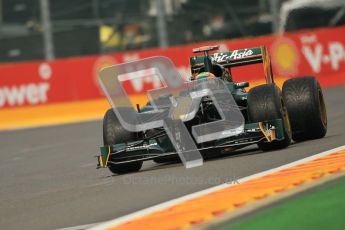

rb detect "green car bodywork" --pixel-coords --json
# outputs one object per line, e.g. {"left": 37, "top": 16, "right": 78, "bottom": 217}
{"left": 98, "top": 45, "right": 285, "bottom": 168}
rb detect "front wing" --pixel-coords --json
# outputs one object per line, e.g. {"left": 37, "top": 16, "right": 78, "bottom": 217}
{"left": 97, "top": 119, "right": 284, "bottom": 168}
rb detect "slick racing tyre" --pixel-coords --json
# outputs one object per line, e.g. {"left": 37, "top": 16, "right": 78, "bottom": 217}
{"left": 103, "top": 109, "right": 143, "bottom": 174}
{"left": 282, "top": 77, "right": 327, "bottom": 141}
{"left": 247, "top": 84, "right": 292, "bottom": 151}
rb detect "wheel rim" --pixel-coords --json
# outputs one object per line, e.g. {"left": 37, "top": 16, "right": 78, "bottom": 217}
{"left": 318, "top": 88, "right": 327, "bottom": 127}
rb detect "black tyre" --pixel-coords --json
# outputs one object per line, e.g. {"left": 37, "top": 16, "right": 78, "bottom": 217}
{"left": 103, "top": 108, "right": 143, "bottom": 174}
{"left": 282, "top": 77, "right": 327, "bottom": 141}
{"left": 247, "top": 84, "right": 292, "bottom": 151}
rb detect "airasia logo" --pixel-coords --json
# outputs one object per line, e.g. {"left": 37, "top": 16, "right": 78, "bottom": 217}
{"left": 301, "top": 35, "right": 345, "bottom": 73}
{"left": 229, "top": 49, "right": 254, "bottom": 60}
{"left": 0, "top": 63, "right": 51, "bottom": 108}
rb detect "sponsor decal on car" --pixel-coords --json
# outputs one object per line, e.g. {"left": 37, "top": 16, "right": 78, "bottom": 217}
{"left": 211, "top": 53, "right": 229, "bottom": 62}
{"left": 211, "top": 49, "right": 255, "bottom": 62}
{"left": 126, "top": 142, "right": 158, "bottom": 151}
{"left": 229, "top": 49, "right": 254, "bottom": 60}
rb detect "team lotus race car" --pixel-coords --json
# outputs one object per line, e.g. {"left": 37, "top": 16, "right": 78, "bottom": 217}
{"left": 97, "top": 45, "right": 327, "bottom": 174}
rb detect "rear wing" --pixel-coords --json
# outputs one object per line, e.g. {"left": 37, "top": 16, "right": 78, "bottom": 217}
{"left": 190, "top": 46, "right": 274, "bottom": 84}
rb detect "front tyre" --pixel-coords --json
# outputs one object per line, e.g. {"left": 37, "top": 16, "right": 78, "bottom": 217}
{"left": 247, "top": 84, "right": 292, "bottom": 151}
{"left": 103, "top": 109, "right": 143, "bottom": 174}
{"left": 282, "top": 77, "right": 327, "bottom": 141}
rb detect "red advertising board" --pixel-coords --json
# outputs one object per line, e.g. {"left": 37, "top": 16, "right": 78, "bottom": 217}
{"left": 0, "top": 26, "right": 344, "bottom": 109}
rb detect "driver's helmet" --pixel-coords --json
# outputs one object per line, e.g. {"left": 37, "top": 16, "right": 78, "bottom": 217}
{"left": 193, "top": 64, "right": 232, "bottom": 82}
{"left": 212, "top": 64, "right": 232, "bottom": 81}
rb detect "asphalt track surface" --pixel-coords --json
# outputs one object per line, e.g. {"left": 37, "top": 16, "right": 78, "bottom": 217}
{"left": 0, "top": 86, "right": 344, "bottom": 230}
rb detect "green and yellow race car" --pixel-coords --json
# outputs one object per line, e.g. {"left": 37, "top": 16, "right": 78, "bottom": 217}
{"left": 98, "top": 45, "right": 327, "bottom": 174}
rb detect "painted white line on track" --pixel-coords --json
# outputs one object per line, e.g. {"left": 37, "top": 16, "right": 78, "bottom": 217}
{"left": 56, "top": 223, "right": 100, "bottom": 230}
{"left": 60, "top": 145, "right": 345, "bottom": 230}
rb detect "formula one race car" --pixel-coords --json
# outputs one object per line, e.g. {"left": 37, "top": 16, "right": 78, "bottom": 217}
{"left": 97, "top": 45, "right": 327, "bottom": 174}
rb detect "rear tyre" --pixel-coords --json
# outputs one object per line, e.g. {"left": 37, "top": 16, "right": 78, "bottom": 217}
{"left": 282, "top": 77, "right": 327, "bottom": 141}
{"left": 103, "top": 109, "right": 143, "bottom": 174}
{"left": 247, "top": 84, "right": 292, "bottom": 151}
